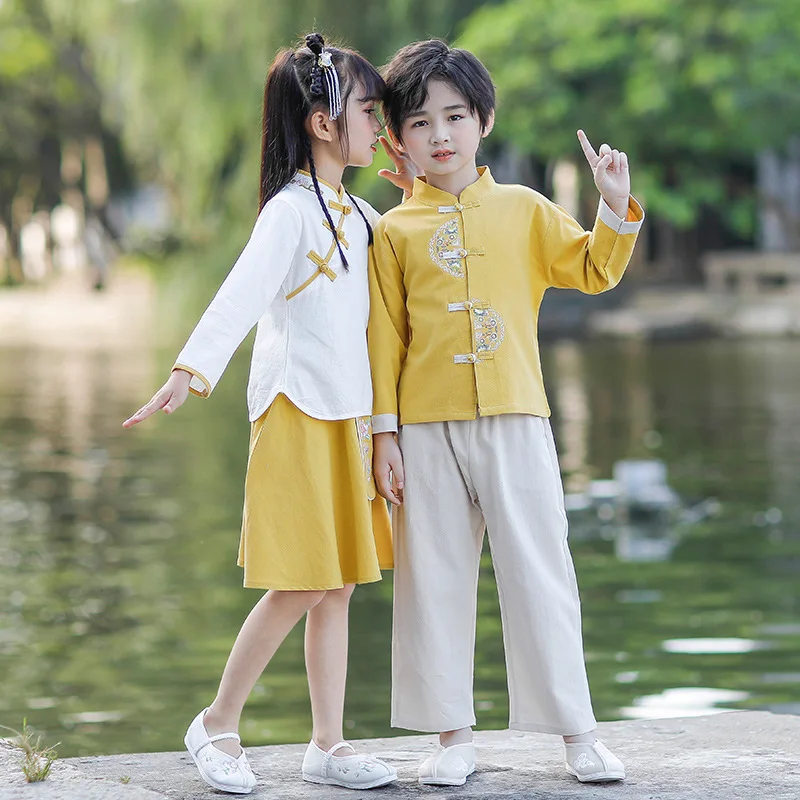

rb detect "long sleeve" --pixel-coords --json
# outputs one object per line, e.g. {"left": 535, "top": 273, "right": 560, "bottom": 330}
{"left": 367, "top": 224, "right": 408, "bottom": 433}
{"left": 541, "top": 196, "right": 644, "bottom": 294}
{"left": 173, "top": 197, "right": 301, "bottom": 397}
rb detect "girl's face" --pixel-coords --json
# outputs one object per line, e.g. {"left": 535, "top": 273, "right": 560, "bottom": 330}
{"left": 341, "top": 82, "right": 384, "bottom": 168}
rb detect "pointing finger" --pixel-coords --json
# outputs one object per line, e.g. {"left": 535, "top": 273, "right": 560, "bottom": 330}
{"left": 576, "top": 129, "right": 598, "bottom": 166}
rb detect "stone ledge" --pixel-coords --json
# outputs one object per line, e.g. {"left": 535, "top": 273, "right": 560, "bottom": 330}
{"left": 2, "top": 712, "right": 799, "bottom": 800}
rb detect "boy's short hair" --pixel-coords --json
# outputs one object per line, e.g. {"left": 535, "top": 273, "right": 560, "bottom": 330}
{"left": 382, "top": 40, "right": 495, "bottom": 141}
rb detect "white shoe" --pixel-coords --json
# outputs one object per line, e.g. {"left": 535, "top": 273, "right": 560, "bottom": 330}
{"left": 565, "top": 739, "right": 625, "bottom": 782}
{"left": 302, "top": 740, "right": 397, "bottom": 789}
{"left": 418, "top": 742, "right": 476, "bottom": 786}
{"left": 184, "top": 708, "right": 257, "bottom": 794}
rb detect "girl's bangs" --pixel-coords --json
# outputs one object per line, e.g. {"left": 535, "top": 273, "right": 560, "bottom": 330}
{"left": 345, "top": 53, "right": 385, "bottom": 101}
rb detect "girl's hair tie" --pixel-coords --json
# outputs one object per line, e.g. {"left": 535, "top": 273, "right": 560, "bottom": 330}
{"left": 305, "top": 33, "right": 342, "bottom": 120}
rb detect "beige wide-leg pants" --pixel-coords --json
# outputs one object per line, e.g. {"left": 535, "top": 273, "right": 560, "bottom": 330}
{"left": 391, "top": 413, "right": 597, "bottom": 735}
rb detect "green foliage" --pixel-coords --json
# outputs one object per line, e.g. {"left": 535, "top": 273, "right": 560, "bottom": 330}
{"left": 459, "top": 0, "right": 800, "bottom": 228}
{"left": 42, "top": 0, "right": 492, "bottom": 230}
{"left": 5, "top": 0, "right": 798, "bottom": 237}
{"left": 0, "top": 0, "right": 102, "bottom": 216}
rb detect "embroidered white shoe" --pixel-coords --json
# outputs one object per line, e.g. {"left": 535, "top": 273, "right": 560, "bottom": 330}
{"left": 565, "top": 739, "right": 625, "bottom": 782}
{"left": 184, "top": 708, "right": 257, "bottom": 794}
{"left": 418, "top": 742, "right": 476, "bottom": 786}
{"left": 302, "top": 740, "right": 398, "bottom": 789}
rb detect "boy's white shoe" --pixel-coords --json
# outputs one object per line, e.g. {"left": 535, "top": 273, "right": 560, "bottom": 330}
{"left": 565, "top": 739, "right": 625, "bottom": 782}
{"left": 184, "top": 708, "right": 257, "bottom": 794}
{"left": 418, "top": 742, "right": 476, "bottom": 786}
{"left": 302, "top": 740, "right": 398, "bottom": 789}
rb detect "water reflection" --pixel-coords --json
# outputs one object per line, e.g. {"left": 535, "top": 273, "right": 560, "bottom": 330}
{"left": 1, "top": 335, "right": 799, "bottom": 757}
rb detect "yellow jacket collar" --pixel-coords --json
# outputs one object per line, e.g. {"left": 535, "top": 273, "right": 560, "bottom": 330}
{"left": 412, "top": 166, "right": 496, "bottom": 207}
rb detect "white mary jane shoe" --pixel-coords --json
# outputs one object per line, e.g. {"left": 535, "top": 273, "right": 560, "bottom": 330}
{"left": 418, "top": 742, "right": 476, "bottom": 786}
{"left": 302, "top": 740, "right": 397, "bottom": 789}
{"left": 565, "top": 739, "right": 625, "bottom": 782}
{"left": 184, "top": 708, "right": 257, "bottom": 794}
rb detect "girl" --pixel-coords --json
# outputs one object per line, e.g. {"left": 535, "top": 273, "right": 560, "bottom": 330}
{"left": 124, "top": 33, "right": 413, "bottom": 794}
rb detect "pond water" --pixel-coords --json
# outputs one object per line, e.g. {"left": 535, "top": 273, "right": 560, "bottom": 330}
{"left": 1, "top": 332, "right": 798, "bottom": 757}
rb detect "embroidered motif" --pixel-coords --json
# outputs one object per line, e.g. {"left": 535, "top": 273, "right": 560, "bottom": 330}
{"left": 356, "top": 416, "right": 373, "bottom": 484}
{"left": 289, "top": 173, "right": 316, "bottom": 193}
{"left": 428, "top": 218, "right": 464, "bottom": 278}
{"left": 473, "top": 306, "right": 505, "bottom": 354}
{"left": 573, "top": 753, "right": 596, "bottom": 771}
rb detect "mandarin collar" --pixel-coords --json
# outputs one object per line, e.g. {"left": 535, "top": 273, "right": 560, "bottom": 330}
{"left": 412, "top": 166, "right": 495, "bottom": 207}
{"left": 290, "top": 170, "right": 346, "bottom": 203}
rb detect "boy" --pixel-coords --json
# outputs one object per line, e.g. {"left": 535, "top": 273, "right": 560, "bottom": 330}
{"left": 368, "top": 40, "right": 643, "bottom": 786}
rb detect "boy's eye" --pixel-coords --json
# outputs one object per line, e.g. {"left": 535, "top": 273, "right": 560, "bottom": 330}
{"left": 411, "top": 120, "right": 428, "bottom": 128}
{"left": 449, "top": 114, "right": 463, "bottom": 122}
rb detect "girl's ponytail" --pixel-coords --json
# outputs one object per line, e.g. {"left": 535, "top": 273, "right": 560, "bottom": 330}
{"left": 259, "top": 50, "right": 307, "bottom": 212}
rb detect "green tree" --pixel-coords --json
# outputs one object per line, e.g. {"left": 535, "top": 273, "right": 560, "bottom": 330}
{"left": 0, "top": 0, "right": 104, "bottom": 279}
{"left": 459, "top": 0, "right": 800, "bottom": 232}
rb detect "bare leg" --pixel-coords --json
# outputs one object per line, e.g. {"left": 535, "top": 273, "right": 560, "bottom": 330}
{"left": 440, "top": 727, "right": 473, "bottom": 747}
{"left": 564, "top": 729, "right": 597, "bottom": 744}
{"left": 203, "top": 589, "right": 326, "bottom": 756}
{"left": 305, "top": 584, "right": 355, "bottom": 753}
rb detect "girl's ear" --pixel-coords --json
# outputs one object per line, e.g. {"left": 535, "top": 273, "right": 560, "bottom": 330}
{"left": 308, "top": 109, "right": 335, "bottom": 143}
{"left": 481, "top": 110, "right": 496, "bottom": 139}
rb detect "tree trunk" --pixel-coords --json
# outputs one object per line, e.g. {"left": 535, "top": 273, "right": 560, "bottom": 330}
{"left": 757, "top": 139, "right": 800, "bottom": 252}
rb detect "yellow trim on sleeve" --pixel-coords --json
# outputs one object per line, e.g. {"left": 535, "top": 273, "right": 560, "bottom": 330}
{"left": 173, "top": 364, "right": 211, "bottom": 398}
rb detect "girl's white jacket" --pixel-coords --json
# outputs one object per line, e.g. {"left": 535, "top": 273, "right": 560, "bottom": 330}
{"left": 174, "top": 172, "right": 381, "bottom": 422}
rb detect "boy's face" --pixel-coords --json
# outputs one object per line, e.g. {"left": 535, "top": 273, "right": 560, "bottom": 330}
{"left": 397, "top": 79, "right": 491, "bottom": 181}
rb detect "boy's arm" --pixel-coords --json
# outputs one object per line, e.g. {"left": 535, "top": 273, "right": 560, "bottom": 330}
{"left": 541, "top": 194, "right": 644, "bottom": 294}
{"left": 368, "top": 223, "right": 409, "bottom": 434}
{"left": 542, "top": 130, "right": 644, "bottom": 294}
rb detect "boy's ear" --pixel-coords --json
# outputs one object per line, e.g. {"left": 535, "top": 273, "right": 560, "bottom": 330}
{"left": 387, "top": 128, "right": 405, "bottom": 152}
{"left": 308, "top": 110, "right": 335, "bottom": 143}
{"left": 481, "top": 110, "right": 496, "bottom": 139}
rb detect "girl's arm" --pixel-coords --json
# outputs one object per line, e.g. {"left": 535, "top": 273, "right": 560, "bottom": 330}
{"left": 123, "top": 198, "right": 301, "bottom": 427}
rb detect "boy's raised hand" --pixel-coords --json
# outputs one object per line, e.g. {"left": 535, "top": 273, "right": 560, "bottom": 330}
{"left": 577, "top": 130, "right": 630, "bottom": 220}
{"left": 377, "top": 135, "right": 420, "bottom": 199}
{"left": 122, "top": 369, "right": 191, "bottom": 428}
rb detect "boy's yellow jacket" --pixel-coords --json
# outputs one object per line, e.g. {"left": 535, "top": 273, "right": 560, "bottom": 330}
{"left": 368, "top": 167, "right": 644, "bottom": 432}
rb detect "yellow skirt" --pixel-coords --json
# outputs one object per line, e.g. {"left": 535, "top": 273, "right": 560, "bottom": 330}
{"left": 238, "top": 393, "right": 393, "bottom": 590}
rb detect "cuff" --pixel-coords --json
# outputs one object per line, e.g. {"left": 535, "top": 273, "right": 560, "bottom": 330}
{"left": 173, "top": 364, "right": 212, "bottom": 398}
{"left": 598, "top": 195, "right": 645, "bottom": 235}
{"left": 372, "top": 413, "right": 398, "bottom": 434}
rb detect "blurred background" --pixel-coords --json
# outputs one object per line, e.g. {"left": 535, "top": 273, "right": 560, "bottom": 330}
{"left": 1, "top": 0, "right": 799, "bottom": 758}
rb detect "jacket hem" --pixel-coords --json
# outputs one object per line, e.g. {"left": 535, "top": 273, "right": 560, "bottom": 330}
{"left": 248, "top": 390, "right": 372, "bottom": 423}
{"left": 398, "top": 404, "right": 552, "bottom": 426}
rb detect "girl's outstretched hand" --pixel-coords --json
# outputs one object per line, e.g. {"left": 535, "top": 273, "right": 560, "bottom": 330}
{"left": 377, "top": 135, "right": 420, "bottom": 199}
{"left": 577, "top": 129, "right": 630, "bottom": 220}
{"left": 123, "top": 369, "right": 191, "bottom": 428}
